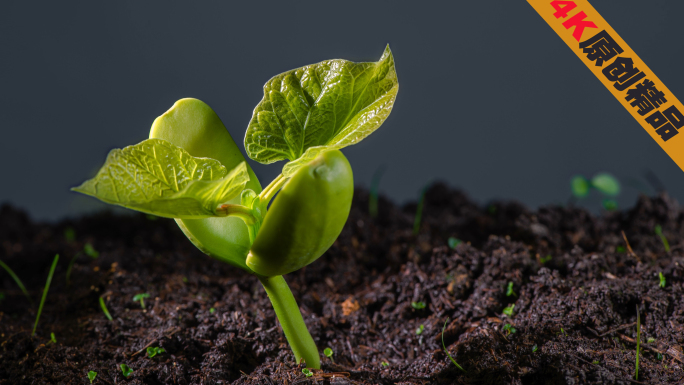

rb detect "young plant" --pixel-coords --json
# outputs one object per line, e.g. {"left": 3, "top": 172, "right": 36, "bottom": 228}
{"left": 324, "top": 347, "right": 334, "bottom": 363}
{"left": 659, "top": 272, "right": 666, "bottom": 288}
{"left": 302, "top": 368, "right": 313, "bottom": 378}
{"left": 133, "top": 293, "right": 150, "bottom": 309}
{"left": 416, "top": 324, "right": 425, "bottom": 335}
{"left": 571, "top": 173, "right": 621, "bottom": 210}
{"left": 448, "top": 237, "right": 462, "bottom": 249}
{"left": 147, "top": 346, "right": 165, "bottom": 358}
{"left": 50, "top": 332, "right": 57, "bottom": 344}
{"left": 441, "top": 318, "right": 466, "bottom": 373}
{"left": 99, "top": 296, "right": 113, "bottom": 321}
{"left": 33, "top": 254, "right": 59, "bottom": 335}
{"left": 72, "top": 47, "right": 398, "bottom": 369}
{"left": 83, "top": 243, "right": 99, "bottom": 258}
{"left": 502, "top": 323, "right": 516, "bottom": 336}
{"left": 506, "top": 282, "right": 517, "bottom": 297}
{"left": 411, "top": 301, "right": 426, "bottom": 310}
{"left": 655, "top": 224, "right": 670, "bottom": 252}
{"left": 635, "top": 306, "right": 641, "bottom": 380}
{"left": 0, "top": 259, "right": 32, "bottom": 304}
{"left": 120, "top": 364, "right": 133, "bottom": 378}
{"left": 502, "top": 304, "right": 515, "bottom": 317}
{"left": 87, "top": 371, "right": 97, "bottom": 383}
{"left": 369, "top": 165, "right": 386, "bottom": 218}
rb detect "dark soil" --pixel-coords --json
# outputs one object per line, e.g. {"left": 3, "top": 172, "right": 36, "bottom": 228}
{"left": 1, "top": 183, "right": 684, "bottom": 384}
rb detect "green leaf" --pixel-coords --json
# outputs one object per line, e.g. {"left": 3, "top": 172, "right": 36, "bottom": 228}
{"left": 571, "top": 175, "right": 589, "bottom": 198}
{"left": 72, "top": 139, "right": 249, "bottom": 219}
{"left": 591, "top": 173, "right": 620, "bottom": 196}
{"left": 245, "top": 45, "right": 398, "bottom": 176}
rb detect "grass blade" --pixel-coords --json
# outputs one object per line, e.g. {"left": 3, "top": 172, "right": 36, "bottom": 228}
{"left": 635, "top": 306, "right": 641, "bottom": 380}
{"left": 442, "top": 318, "right": 466, "bottom": 373}
{"left": 99, "top": 296, "right": 113, "bottom": 321}
{"left": 0, "top": 259, "right": 32, "bottom": 304}
{"left": 33, "top": 254, "right": 59, "bottom": 335}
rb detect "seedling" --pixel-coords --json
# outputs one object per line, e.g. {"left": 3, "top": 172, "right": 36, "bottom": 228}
{"left": 302, "top": 368, "right": 313, "bottom": 378}
{"left": 72, "top": 47, "right": 398, "bottom": 369}
{"left": 571, "top": 173, "right": 620, "bottom": 199}
{"left": 416, "top": 324, "right": 425, "bottom": 335}
{"left": 369, "top": 165, "right": 386, "bottom": 218}
{"left": 506, "top": 282, "right": 517, "bottom": 297}
{"left": 655, "top": 224, "right": 670, "bottom": 252}
{"left": 50, "top": 332, "right": 57, "bottom": 344}
{"left": 502, "top": 304, "right": 515, "bottom": 317}
{"left": 411, "top": 301, "right": 426, "bottom": 310}
{"left": 99, "top": 297, "right": 113, "bottom": 321}
{"left": 413, "top": 186, "right": 427, "bottom": 235}
{"left": 616, "top": 245, "right": 626, "bottom": 253}
{"left": 147, "top": 346, "right": 165, "bottom": 358}
{"left": 209, "top": 307, "right": 216, "bottom": 314}
{"left": 647, "top": 337, "right": 655, "bottom": 343}
{"left": 381, "top": 361, "right": 389, "bottom": 367}
{"left": 33, "top": 255, "right": 59, "bottom": 335}
{"left": 0, "top": 259, "right": 32, "bottom": 304}
{"left": 592, "top": 360, "right": 599, "bottom": 364}
{"left": 657, "top": 352, "right": 663, "bottom": 360}
{"left": 120, "top": 364, "right": 133, "bottom": 378}
{"left": 539, "top": 255, "right": 552, "bottom": 264}
{"left": 133, "top": 293, "right": 150, "bottom": 309}
{"left": 502, "top": 323, "right": 516, "bottom": 336}
{"left": 324, "top": 347, "right": 334, "bottom": 363}
{"left": 87, "top": 371, "right": 97, "bottom": 383}
{"left": 659, "top": 272, "right": 666, "bottom": 288}
{"left": 448, "top": 237, "right": 462, "bottom": 249}
{"left": 602, "top": 199, "right": 618, "bottom": 211}
{"left": 532, "top": 345, "right": 538, "bottom": 353}
{"left": 83, "top": 243, "right": 99, "bottom": 258}
{"left": 441, "top": 318, "right": 466, "bottom": 373}
{"left": 635, "top": 306, "right": 641, "bottom": 380}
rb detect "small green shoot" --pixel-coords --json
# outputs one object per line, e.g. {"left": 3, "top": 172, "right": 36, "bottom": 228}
{"left": 659, "top": 272, "right": 666, "bottom": 288}
{"left": 503, "top": 323, "right": 516, "bottom": 336}
{"left": 448, "top": 237, "right": 462, "bottom": 249}
{"left": 87, "top": 371, "right": 97, "bottom": 383}
{"left": 657, "top": 352, "right": 663, "bottom": 360}
{"left": 532, "top": 345, "right": 538, "bottom": 353}
{"left": 120, "top": 363, "right": 133, "bottom": 378}
{"left": 539, "top": 255, "right": 552, "bottom": 264}
{"left": 0, "top": 259, "right": 32, "bottom": 304}
{"left": 502, "top": 304, "right": 515, "bottom": 317}
{"left": 616, "top": 245, "right": 626, "bottom": 253}
{"left": 50, "top": 332, "right": 57, "bottom": 343}
{"left": 413, "top": 187, "right": 427, "bottom": 235}
{"left": 33, "top": 254, "right": 59, "bottom": 335}
{"left": 602, "top": 199, "right": 618, "bottom": 211}
{"left": 147, "top": 346, "right": 165, "bottom": 358}
{"left": 302, "top": 368, "right": 313, "bottom": 377}
{"left": 592, "top": 360, "right": 599, "bottom": 364}
{"left": 99, "top": 297, "right": 113, "bottom": 321}
{"left": 441, "top": 318, "right": 466, "bottom": 372}
{"left": 416, "top": 324, "right": 425, "bottom": 335}
{"left": 560, "top": 327, "right": 567, "bottom": 336}
{"left": 506, "top": 282, "right": 517, "bottom": 297}
{"left": 209, "top": 307, "right": 216, "bottom": 314}
{"left": 655, "top": 225, "right": 670, "bottom": 252}
{"left": 64, "top": 227, "right": 76, "bottom": 242}
{"left": 83, "top": 243, "right": 99, "bottom": 258}
{"left": 182, "top": 277, "right": 188, "bottom": 283}
{"left": 635, "top": 306, "right": 641, "bottom": 380}
{"left": 381, "top": 361, "right": 389, "bottom": 367}
{"left": 647, "top": 337, "right": 655, "bottom": 343}
{"left": 411, "top": 301, "right": 426, "bottom": 310}
{"left": 324, "top": 347, "right": 334, "bottom": 363}
{"left": 133, "top": 293, "right": 150, "bottom": 309}
{"left": 369, "top": 165, "right": 386, "bottom": 218}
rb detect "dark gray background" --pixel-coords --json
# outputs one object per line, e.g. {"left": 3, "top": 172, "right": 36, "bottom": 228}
{"left": 2, "top": 1, "right": 683, "bottom": 221}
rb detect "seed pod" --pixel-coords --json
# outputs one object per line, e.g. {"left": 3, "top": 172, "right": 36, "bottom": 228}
{"left": 149, "top": 98, "right": 262, "bottom": 271}
{"left": 247, "top": 150, "right": 353, "bottom": 277}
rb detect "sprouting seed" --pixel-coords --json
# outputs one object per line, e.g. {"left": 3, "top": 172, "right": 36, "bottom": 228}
{"left": 209, "top": 307, "right": 216, "bottom": 314}
{"left": 657, "top": 352, "right": 663, "bottom": 360}
{"left": 0, "top": 259, "right": 32, "bottom": 304}
{"left": 99, "top": 297, "right": 113, "bottom": 321}
{"left": 647, "top": 337, "right": 656, "bottom": 344}
{"left": 635, "top": 306, "right": 641, "bottom": 380}
{"left": 416, "top": 324, "right": 425, "bottom": 335}
{"left": 448, "top": 237, "right": 462, "bottom": 249}
{"left": 87, "top": 371, "right": 97, "bottom": 383}
{"left": 655, "top": 224, "right": 670, "bottom": 252}
{"left": 602, "top": 199, "right": 618, "bottom": 211}
{"left": 147, "top": 346, "right": 165, "bottom": 358}
{"left": 50, "top": 332, "right": 57, "bottom": 343}
{"left": 120, "top": 364, "right": 133, "bottom": 378}
{"left": 83, "top": 243, "right": 99, "bottom": 258}
{"left": 411, "top": 301, "right": 426, "bottom": 310}
{"left": 659, "top": 272, "right": 666, "bottom": 288}
{"left": 33, "top": 255, "right": 59, "bottom": 335}
{"left": 381, "top": 361, "right": 389, "bottom": 367}
{"left": 532, "top": 345, "right": 538, "bottom": 353}
{"left": 441, "top": 318, "right": 466, "bottom": 372}
{"left": 539, "top": 255, "right": 552, "bottom": 264}
{"left": 503, "top": 323, "right": 516, "bottom": 336}
{"left": 506, "top": 282, "right": 517, "bottom": 297}
{"left": 593, "top": 360, "right": 600, "bottom": 364}
{"left": 302, "top": 368, "right": 313, "bottom": 377}
{"left": 616, "top": 245, "right": 626, "bottom": 253}
{"left": 133, "top": 293, "right": 150, "bottom": 309}
{"left": 502, "top": 304, "right": 515, "bottom": 317}
{"left": 324, "top": 347, "right": 334, "bottom": 363}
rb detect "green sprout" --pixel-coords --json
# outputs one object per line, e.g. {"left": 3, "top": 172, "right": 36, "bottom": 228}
{"left": 647, "top": 337, "right": 656, "bottom": 343}
{"left": 120, "top": 364, "right": 133, "bottom": 378}
{"left": 71, "top": 47, "right": 398, "bottom": 370}
{"left": 0, "top": 259, "right": 32, "bottom": 304}
{"left": 571, "top": 173, "right": 620, "bottom": 199}
{"left": 602, "top": 199, "right": 618, "bottom": 211}
{"left": 87, "top": 371, "right": 97, "bottom": 383}
{"left": 133, "top": 293, "right": 150, "bottom": 309}
{"left": 659, "top": 272, "right": 666, "bottom": 288}
{"left": 502, "top": 304, "right": 515, "bottom": 317}
{"left": 448, "top": 237, "right": 462, "bottom": 249}
{"left": 147, "top": 346, "right": 165, "bottom": 358}
{"left": 64, "top": 227, "right": 76, "bottom": 242}
{"left": 441, "top": 318, "right": 466, "bottom": 373}
{"left": 635, "top": 306, "right": 641, "bottom": 380}
{"left": 411, "top": 301, "right": 426, "bottom": 310}
{"left": 302, "top": 368, "right": 313, "bottom": 378}
{"left": 506, "top": 282, "right": 517, "bottom": 297}
{"left": 209, "top": 307, "right": 216, "bottom": 314}
{"left": 539, "top": 255, "right": 552, "bottom": 264}
{"left": 83, "top": 243, "right": 99, "bottom": 259}
{"left": 502, "top": 323, "right": 516, "bottom": 336}
{"left": 50, "top": 332, "right": 57, "bottom": 344}
{"left": 381, "top": 361, "right": 389, "bottom": 367}
{"left": 532, "top": 345, "right": 538, "bottom": 353}
{"left": 369, "top": 165, "right": 386, "bottom": 218}
{"left": 99, "top": 297, "right": 113, "bottom": 321}
{"left": 616, "top": 245, "right": 626, "bottom": 253}
{"left": 655, "top": 225, "right": 670, "bottom": 252}
{"left": 593, "top": 360, "right": 599, "bottom": 364}
{"left": 33, "top": 255, "right": 59, "bottom": 335}
{"left": 416, "top": 324, "right": 425, "bottom": 335}
{"left": 413, "top": 186, "right": 427, "bottom": 235}
{"left": 657, "top": 352, "right": 663, "bottom": 361}
{"left": 324, "top": 347, "right": 334, "bottom": 363}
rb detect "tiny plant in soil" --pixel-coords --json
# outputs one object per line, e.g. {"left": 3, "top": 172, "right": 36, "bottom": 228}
{"left": 411, "top": 301, "right": 426, "bottom": 310}
{"left": 72, "top": 47, "right": 398, "bottom": 369}
{"left": 147, "top": 346, "right": 165, "bottom": 358}
{"left": 133, "top": 293, "right": 150, "bottom": 309}
{"left": 503, "top": 323, "right": 516, "bottom": 336}
{"left": 324, "top": 347, "right": 334, "bottom": 363}
{"left": 416, "top": 324, "right": 425, "bottom": 335}
{"left": 441, "top": 318, "right": 466, "bottom": 372}
{"left": 120, "top": 364, "right": 133, "bottom": 378}
{"left": 506, "top": 282, "right": 517, "bottom": 297}
{"left": 381, "top": 361, "right": 389, "bottom": 367}
{"left": 448, "top": 237, "right": 462, "bottom": 249}
{"left": 50, "top": 332, "right": 57, "bottom": 344}
{"left": 539, "top": 255, "right": 552, "bottom": 264}
{"left": 33, "top": 255, "right": 59, "bottom": 335}
{"left": 647, "top": 337, "right": 656, "bottom": 343}
{"left": 302, "top": 368, "right": 313, "bottom": 378}
{"left": 635, "top": 306, "right": 641, "bottom": 380}
{"left": 655, "top": 224, "right": 670, "bottom": 252}
{"left": 99, "top": 297, "right": 113, "bottom": 321}
{"left": 571, "top": 173, "right": 621, "bottom": 206}
{"left": 503, "top": 304, "right": 515, "bottom": 317}
{"left": 87, "top": 371, "right": 97, "bottom": 383}
{"left": 0, "top": 259, "right": 32, "bottom": 304}
{"left": 532, "top": 345, "right": 538, "bottom": 353}
{"left": 659, "top": 272, "right": 666, "bottom": 288}
{"left": 83, "top": 243, "right": 99, "bottom": 258}
{"left": 209, "top": 307, "right": 216, "bottom": 314}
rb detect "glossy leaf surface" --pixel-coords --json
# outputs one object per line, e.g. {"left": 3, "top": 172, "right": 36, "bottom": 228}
{"left": 591, "top": 173, "right": 620, "bottom": 196}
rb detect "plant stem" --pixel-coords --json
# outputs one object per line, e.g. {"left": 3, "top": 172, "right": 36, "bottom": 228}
{"left": 258, "top": 174, "right": 288, "bottom": 209}
{"left": 258, "top": 275, "right": 320, "bottom": 369}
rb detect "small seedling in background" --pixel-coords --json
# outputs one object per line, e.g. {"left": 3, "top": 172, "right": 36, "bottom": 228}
{"left": 209, "top": 307, "right": 216, "bottom": 314}
{"left": 657, "top": 352, "right": 663, "bottom": 360}
{"left": 635, "top": 306, "right": 641, "bottom": 380}
{"left": 0, "top": 259, "right": 32, "bottom": 304}
{"left": 655, "top": 225, "right": 670, "bottom": 252}
{"left": 50, "top": 332, "right": 57, "bottom": 343}
{"left": 369, "top": 165, "right": 386, "bottom": 219}
{"left": 99, "top": 297, "right": 113, "bottom": 321}
{"left": 64, "top": 227, "right": 76, "bottom": 242}
{"left": 302, "top": 368, "right": 313, "bottom": 377}
{"left": 411, "top": 301, "right": 426, "bottom": 310}
{"left": 593, "top": 360, "right": 599, "bottom": 364}
{"left": 381, "top": 361, "right": 389, "bottom": 367}
{"left": 659, "top": 272, "right": 666, "bottom": 288}
{"left": 324, "top": 347, "right": 334, "bottom": 363}
{"left": 33, "top": 255, "right": 59, "bottom": 335}
{"left": 506, "top": 282, "right": 517, "bottom": 297}
{"left": 602, "top": 199, "right": 618, "bottom": 211}
{"left": 448, "top": 237, "right": 462, "bottom": 249}
{"left": 502, "top": 323, "right": 516, "bottom": 336}
{"left": 539, "top": 255, "right": 552, "bottom": 264}
{"left": 87, "top": 371, "right": 97, "bottom": 383}
{"left": 441, "top": 318, "right": 466, "bottom": 372}
{"left": 502, "top": 304, "right": 515, "bottom": 317}
{"left": 147, "top": 346, "right": 165, "bottom": 358}
{"left": 133, "top": 293, "right": 150, "bottom": 309}
{"left": 416, "top": 324, "right": 425, "bottom": 335}
{"left": 572, "top": 173, "right": 621, "bottom": 199}
{"left": 532, "top": 345, "right": 538, "bottom": 353}
{"left": 616, "top": 245, "right": 626, "bottom": 253}
{"left": 83, "top": 243, "right": 99, "bottom": 258}
{"left": 182, "top": 277, "right": 188, "bottom": 283}
{"left": 120, "top": 364, "right": 133, "bottom": 378}
{"left": 560, "top": 327, "right": 567, "bottom": 336}
{"left": 413, "top": 186, "right": 427, "bottom": 235}
{"left": 647, "top": 337, "right": 655, "bottom": 343}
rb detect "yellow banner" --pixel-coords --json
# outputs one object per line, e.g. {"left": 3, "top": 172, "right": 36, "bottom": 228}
{"left": 527, "top": 0, "right": 684, "bottom": 171}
